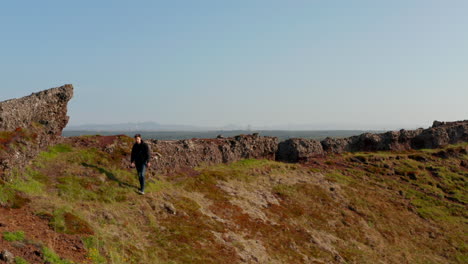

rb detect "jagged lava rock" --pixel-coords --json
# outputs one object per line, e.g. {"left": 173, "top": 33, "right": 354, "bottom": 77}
{"left": 276, "top": 138, "right": 324, "bottom": 162}
{"left": 0, "top": 85, "right": 73, "bottom": 179}
{"left": 410, "top": 120, "right": 468, "bottom": 149}
{"left": 148, "top": 134, "right": 278, "bottom": 174}
{"left": 342, "top": 120, "right": 467, "bottom": 153}
{"left": 280, "top": 120, "right": 468, "bottom": 162}
{"left": 320, "top": 137, "right": 353, "bottom": 154}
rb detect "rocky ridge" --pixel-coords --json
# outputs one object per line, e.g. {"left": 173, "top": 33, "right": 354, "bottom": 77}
{"left": 1, "top": 85, "right": 467, "bottom": 175}
{"left": 147, "top": 120, "right": 468, "bottom": 171}
{"left": 148, "top": 134, "right": 278, "bottom": 174}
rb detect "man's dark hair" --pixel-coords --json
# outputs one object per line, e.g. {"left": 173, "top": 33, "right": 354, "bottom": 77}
{"left": 134, "top": 134, "right": 142, "bottom": 138}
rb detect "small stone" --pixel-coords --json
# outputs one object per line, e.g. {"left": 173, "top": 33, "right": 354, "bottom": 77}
{"left": 0, "top": 249, "right": 14, "bottom": 263}
{"left": 461, "top": 160, "right": 468, "bottom": 168}
{"left": 347, "top": 205, "right": 357, "bottom": 212}
{"left": 407, "top": 172, "right": 418, "bottom": 180}
{"left": 101, "top": 211, "right": 113, "bottom": 221}
{"left": 163, "top": 202, "right": 176, "bottom": 215}
{"left": 11, "top": 241, "right": 25, "bottom": 248}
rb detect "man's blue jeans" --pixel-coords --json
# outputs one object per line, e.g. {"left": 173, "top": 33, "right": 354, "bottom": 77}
{"left": 136, "top": 164, "right": 146, "bottom": 192}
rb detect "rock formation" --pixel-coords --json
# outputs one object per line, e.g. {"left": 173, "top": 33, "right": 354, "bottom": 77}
{"left": 148, "top": 134, "right": 278, "bottom": 174}
{"left": 0, "top": 85, "right": 72, "bottom": 135}
{"left": 0, "top": 85, "right": 73, "bottom": 179}
{"left": 277, "top": 120, "right": 468, "bottom": 162}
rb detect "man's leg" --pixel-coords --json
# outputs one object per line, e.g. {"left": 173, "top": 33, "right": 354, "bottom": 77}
{"left": 137, "top": 165, "right": 146, "bottom": 193}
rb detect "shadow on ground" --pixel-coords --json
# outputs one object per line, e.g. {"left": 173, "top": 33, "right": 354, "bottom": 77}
{"left": 81, "top": 163, "right": 138, "bottom": 189}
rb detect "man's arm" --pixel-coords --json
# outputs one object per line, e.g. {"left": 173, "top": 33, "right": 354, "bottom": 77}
{"left": 145, "top": 143, "right": 151, "bottom": 166}
{"left": 130, "top": 144, "right": 136, "bottom": 167}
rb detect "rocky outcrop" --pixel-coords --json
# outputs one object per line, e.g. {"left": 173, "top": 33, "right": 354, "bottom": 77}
{"left": 0, "top": 85, "right": 72, "bottom": 136}
{"left": 148, "top": 134, "right": 278, "bottom": 174}
{"left": 0, "top": 85, "right": 73, "bottom": 179}
{"left": 277, "top": 120, "right": 468, "bottom": 162}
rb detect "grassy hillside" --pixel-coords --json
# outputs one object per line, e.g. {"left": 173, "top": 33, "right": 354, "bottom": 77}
{"left": 0, "top": 136, "right": 467, "bottom": 263}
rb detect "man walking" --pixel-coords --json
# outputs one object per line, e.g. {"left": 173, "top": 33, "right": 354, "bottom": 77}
{"left": 131, "top": 134, "right": 151, "bottom": 195}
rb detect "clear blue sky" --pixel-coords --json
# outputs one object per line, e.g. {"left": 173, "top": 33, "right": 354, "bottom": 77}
{"left": 1, "top": 0, "right": 467, "bottom": 130}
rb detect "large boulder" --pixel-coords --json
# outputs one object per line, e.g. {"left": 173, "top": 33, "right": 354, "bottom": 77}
{"left": 277, "top": 138, "right": 324, "bottom": 162}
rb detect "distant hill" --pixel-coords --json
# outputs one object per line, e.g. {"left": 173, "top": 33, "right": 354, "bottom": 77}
{"left": 62, "top": 130, "right": 379, "bottom": 141}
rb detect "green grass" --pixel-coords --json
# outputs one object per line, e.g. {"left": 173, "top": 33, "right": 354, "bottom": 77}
{"left": 2, "top": 138, "right": 467, "bottom": 264}
{"left": 3, "top": 231, "right": 25, "bottom": 242}
{"left": 82, "top": 236, "right": 107, "bottom": 264}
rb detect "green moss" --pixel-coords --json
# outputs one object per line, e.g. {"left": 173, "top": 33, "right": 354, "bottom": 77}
{"left": 38, "top": 144, "right": 73, "bottom": 161}
{"left": 14, "top": 257, "right": 29, "bottom": 264}
{"left": 197, "top": 159, "right": 281, "bottom": 183}
{"left": 406, "top": 189, "right": 465, "bottom": 223}
{"left": 227, "top": 159, "right": 271, "bottom": 169}
{"left": 11, "top": 178, "right": 44, "bottom": 195}
{"left": 3, "top": 231, "right": 25, "bottom": 242}
{"left": 42, "top": 246, "right": 73, "bottom": 264}
{"left": 75, "top": 148, "right": 106, "bottom": 165}
{"left": 326, "top": 171, "right": 353, "bottom": 184}
{"left": 56, "top": 176, "right": 99, "bottom": 201}
{"left": 0, "top": 184, "right": 15, "bottom": 204}
{"left": 0, "top": 185, "right": 30, "bottom": 209}
{"left": 272, "top": 184, "right": 296, "bottom": 197}
{"left": 145, "top": 179, "right": 171, "bottom": 193}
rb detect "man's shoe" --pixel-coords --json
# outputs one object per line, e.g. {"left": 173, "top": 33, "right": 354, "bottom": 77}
{"left": 138, "top": 190, "right": 145, "bottom": 195}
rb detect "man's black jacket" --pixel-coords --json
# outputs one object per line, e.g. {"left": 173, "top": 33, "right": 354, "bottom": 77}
{"left": 131, "top": 141, "right": 151, "bottom": 168}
